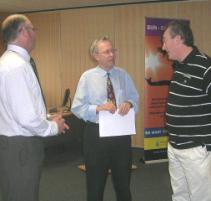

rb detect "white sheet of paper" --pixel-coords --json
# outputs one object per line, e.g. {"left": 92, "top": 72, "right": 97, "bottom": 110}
{"left": 99, "top": 108, "right": 136, "bottom": 137}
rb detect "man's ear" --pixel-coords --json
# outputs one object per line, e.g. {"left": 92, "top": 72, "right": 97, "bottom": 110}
{"left": 93, "top": 53, "right": 99, "bottom": 62}
{"left": 175, "top": 35, "right": 183, "bottom": 44}
{"left": 19, "top": 26, "right": 29, "bottom": 39}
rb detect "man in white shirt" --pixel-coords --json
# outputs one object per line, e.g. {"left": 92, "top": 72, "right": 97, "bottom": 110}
{"left": 0, "top": 14, "right": 69, "bottom": 201}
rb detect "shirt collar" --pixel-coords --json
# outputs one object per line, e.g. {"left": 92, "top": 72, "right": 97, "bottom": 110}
{"left": 7, "top": 44, "right": 30, "bottom": 62}
{"left": 173, "top": 46, "right": 199, "bottom": 68}
{"left": 96, "top": 66, "right": 116, "bottom": 77}
{"left": 182, "top": 46, "right": 199, "bottom": 64}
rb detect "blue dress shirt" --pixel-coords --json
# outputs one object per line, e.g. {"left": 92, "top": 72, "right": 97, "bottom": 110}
{"left": 71, "top": 66, "right": 139, "bottom": 123}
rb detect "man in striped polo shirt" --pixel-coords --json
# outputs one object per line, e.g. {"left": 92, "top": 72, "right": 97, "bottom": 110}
{"left": 162, "top": 20, "right": 211, "bottom": 201}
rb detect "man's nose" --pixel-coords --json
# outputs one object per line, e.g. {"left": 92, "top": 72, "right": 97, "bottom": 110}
{"left": 162, "top": 43, "right": 166, "bottom": 51}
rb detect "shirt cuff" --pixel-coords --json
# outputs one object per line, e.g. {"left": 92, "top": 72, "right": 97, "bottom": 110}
{"left": 88, "top": 105, "right": 98, "bottom": 117}
{"left": 50, "top": 120, "right": 59, "bottom": 135}
{"left": 125, "top": 101, "right": 133, "bottom": 108}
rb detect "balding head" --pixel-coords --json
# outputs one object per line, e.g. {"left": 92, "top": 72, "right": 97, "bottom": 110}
{"left": 1, "top": 14, "right": 29, "bottom": 44}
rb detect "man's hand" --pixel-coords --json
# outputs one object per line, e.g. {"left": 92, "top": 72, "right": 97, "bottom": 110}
{"left": 118, "top": 101, "right": 132, "bottom": 116}
{"left": 52, "top": 114, "right": 69, "bottom": 134}
{"left": 96, "top": 101, "right": 117, "bottom": 114}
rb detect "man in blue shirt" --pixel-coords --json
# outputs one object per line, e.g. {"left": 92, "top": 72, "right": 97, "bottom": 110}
{"left": 71, "top": 36, "right": 139, "bottom": 201}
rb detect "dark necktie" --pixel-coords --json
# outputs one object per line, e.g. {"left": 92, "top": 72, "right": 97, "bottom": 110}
{"left": 30, "top": 57, "right": 46, "bottom": 107}
{"left": 107, "top": 72, "right": 116, "bottom": 106}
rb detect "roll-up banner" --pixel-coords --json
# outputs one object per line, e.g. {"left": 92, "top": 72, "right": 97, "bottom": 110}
{"left": 144, "top": 17, "right": 173, "bottom": 163}
{"left": 144, "top": 17, "right": 189, "bottom": 163}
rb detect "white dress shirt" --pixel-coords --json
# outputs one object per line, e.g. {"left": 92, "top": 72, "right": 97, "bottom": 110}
{"left": 0, "top": 44, "right": 58, "bottom": 137}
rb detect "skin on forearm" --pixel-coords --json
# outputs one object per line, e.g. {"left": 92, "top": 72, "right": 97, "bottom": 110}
{"left": 96, "top": 102, "right": 116, "bottom": 114}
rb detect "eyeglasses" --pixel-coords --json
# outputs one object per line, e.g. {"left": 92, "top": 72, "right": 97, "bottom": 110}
{"left": 97, "top": 48, "right": 117, "bottom": 55}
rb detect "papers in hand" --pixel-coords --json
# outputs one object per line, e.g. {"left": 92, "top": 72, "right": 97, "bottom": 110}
{"left": 99, "top": 108, "right": 136, "bottom": 137}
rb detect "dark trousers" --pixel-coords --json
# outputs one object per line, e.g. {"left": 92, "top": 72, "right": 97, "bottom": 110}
{"left": 0, "top": 135, "right": 44, "bottom": 201}
{"left": 83, "top": 122, "right": 132, "bottom": 201}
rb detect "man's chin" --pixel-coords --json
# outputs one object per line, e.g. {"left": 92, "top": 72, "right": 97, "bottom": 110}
{"left": 109, "top": 61, "right": 115, "bottom": 67}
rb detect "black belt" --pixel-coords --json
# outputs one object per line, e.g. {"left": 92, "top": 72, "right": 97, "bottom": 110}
{"left": 86, "top": 121, "right": 99, "bottom": 126}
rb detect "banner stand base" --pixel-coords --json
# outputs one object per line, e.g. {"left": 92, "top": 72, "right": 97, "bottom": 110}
{"left": 140, "top": 157, "right": 168, "bottom": 164}
{"left": 144, "top": 158, "right": 168, "bottom": 164}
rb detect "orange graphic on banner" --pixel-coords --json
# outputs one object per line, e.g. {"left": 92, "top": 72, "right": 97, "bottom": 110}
{"left": 145, "top": 36, "right": 173, "bottom": 128}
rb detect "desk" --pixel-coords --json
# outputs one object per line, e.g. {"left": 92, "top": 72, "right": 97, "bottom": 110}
{"left": 47, "top": 110, "right": 72, "bottom": 119}
{"left": 44, "top": 113, "right": 85, "bottom": 155}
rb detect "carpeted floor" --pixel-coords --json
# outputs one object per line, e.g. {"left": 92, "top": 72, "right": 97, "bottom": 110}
{"left": 0, "top": 142, "right": 172, "bottom": 201}
{"left": 39, "top": 145, "right": 172, "bottom": 201}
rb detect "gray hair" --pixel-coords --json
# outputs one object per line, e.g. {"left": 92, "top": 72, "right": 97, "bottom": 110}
{"left": 1, "top": 14, "right": 28, "bottom": 43}
{"left": 163, "top": 20, "right": 194, "bottom": 47}
{"left": 90, "top": 36, "right": 113, "bottom": 56}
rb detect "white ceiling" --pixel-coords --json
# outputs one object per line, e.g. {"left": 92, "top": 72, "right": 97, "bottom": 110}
{"left": 0, "top": 0, "right": 187, "bottom": 13}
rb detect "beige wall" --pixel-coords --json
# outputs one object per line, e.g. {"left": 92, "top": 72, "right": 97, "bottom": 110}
{"left": 0, "top": 13, "right": 9, "bottom": 54}
{"left": 1, "top": 1, "right": 211, "bottom": 147}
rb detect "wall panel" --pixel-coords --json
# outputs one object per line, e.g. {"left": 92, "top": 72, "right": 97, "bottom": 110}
{"left": 26, "top": 12, "right": 63, "bottom": 108}
{"left": 60, "top": 7, "right": 115, "bottom": 102}
{"left": 178, "top": 1, "right": 211, "bottom": 54}
{"left": 0, "top": 13, "right": 9, "bottom": 54}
